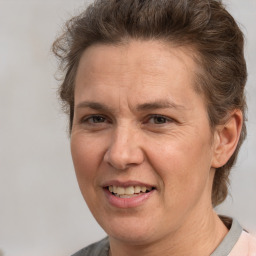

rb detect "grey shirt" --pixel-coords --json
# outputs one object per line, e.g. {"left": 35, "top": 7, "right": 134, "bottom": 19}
{"left": 72, "top": 218, "right": 243, "bottom": 256}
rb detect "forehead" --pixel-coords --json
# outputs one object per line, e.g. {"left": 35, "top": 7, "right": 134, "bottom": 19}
{"left": 74, "top": 40, "right": 202, "bottom": 109}
{"left": 76, "top": 40, "right": 197, "bottom": 81}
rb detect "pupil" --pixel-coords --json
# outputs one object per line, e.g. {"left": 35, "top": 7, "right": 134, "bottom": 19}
{"left": 155, "top": 116, "right": 165, "bottom": 123}
{"left": 94, "top": 116, "right": 104, "bottom": 122}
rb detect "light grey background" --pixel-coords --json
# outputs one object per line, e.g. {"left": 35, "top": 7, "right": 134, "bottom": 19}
{"left": 0, "top": 1, "right": 255, "bottom": 255}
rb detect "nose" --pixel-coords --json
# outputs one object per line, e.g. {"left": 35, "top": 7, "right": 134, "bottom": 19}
{"left": 103, "top": 126, "right": 144, "bottom": 170}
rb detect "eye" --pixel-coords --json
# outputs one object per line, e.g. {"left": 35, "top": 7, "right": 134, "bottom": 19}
{"left": 82, "top": 115, "right": 108, "bottom": 124}
{"left": 146, "top": 114, "right": 174, "bottom": 125}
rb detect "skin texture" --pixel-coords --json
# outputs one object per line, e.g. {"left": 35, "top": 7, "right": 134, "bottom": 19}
{"left": 71, "top": 40, "right": 242, "bottom": 256}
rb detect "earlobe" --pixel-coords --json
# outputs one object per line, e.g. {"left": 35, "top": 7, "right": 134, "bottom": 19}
{"left": 211, "top": 110, "right": 243, "bottom": 168}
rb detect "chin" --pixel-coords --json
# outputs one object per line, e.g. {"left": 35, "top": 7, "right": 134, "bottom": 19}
{"left": 109, "top": 228, "right": 156, "bottom": 246}
{"left": 99, "top": 214, "right": 161, "bottom": 245}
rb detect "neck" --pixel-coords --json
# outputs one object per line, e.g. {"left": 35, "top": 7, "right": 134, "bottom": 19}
{"left": 109, "top": 210, "right": 228, "bottom": 256}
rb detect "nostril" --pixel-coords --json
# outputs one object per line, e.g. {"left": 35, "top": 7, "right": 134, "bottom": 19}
{"left": 103, "top": 134, "right": 145, "bottom": 170}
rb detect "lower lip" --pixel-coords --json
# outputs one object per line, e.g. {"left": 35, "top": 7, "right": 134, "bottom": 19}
{"left": 103, "top": 188, "right": 155, "bottom": 208}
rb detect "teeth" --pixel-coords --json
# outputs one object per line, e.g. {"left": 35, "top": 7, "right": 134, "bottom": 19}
{"left": 113, "top": 186, "right": 118, "bottom": 193}
{"left": 108, "top": 185, "right": 153, "bottom": 196}
{"left": 141, "top": 186, "right": 147, "bottom": 193}
{"left": 125, "top": 186, "right": 135, "bottom": 195}
{"left": 116, "top": 187, "right": 125, "bottom": 195}
{"left": 134, "top": 186, "right": 141, "bottom": 193}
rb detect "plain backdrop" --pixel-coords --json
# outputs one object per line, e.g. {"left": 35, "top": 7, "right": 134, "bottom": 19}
{"left": 0, "top": 0, "right": 255, "bottom": 255}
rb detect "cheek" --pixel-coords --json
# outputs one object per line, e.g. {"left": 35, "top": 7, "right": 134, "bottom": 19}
{"left": 70, "top": 134, "right": 109, "bottom": 216}
{"left": 70, "top": 134, "right": 104, "bottom": 188}
{"left": 146, "top": 135, "right": 213, "bottom": 205}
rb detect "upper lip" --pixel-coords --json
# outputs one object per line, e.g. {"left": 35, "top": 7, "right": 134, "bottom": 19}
{"left": 101, "top": 180, "right": 156, "bottom": 189}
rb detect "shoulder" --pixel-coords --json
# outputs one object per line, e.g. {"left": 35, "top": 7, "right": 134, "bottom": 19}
{"left": 71, "top": 237, "right": 109, "bottom": 256}
{"left": 213, "top": 217, "right": 256, "bottom": 256}
{"left": 229, "top": 231, "right": 256, "bottom": 256}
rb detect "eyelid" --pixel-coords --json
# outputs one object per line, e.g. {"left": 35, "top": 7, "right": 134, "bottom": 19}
{"left": 81, "top": 114, "right": 111, "bottom": 124}
{"left": 144, "top": 114, "right": 175, "bottom": 124}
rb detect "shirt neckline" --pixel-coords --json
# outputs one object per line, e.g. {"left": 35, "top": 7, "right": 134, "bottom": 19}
{"left": 210, "top": 217, "right": 243, "bottom": 256}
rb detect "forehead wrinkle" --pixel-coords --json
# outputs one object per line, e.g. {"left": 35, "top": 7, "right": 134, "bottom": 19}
{"left": 136, "top": 100, "right": 187, "bottom": 112}
{"left": 75, "top": 41, "right": 198, "bottom": 117}
{"left": 75, "top": 101, "right": 113, "bottom": 113}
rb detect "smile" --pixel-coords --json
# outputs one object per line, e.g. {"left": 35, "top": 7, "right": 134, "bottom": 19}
{"left": 108, "top": 185, "right": 154, "bottom": 198}
{"left": 102, "top": 181, "right": 156, "bottom": 208}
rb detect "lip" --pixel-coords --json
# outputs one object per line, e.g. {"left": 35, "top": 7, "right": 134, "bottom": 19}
{"left": 101, "top": 180, "right": 155, "bottom": 189}
{"left": 102, "top": 180, "right": 156, "bottom": 209}
{"left": 103, "top": 188, "right": 155, "bottom": 208}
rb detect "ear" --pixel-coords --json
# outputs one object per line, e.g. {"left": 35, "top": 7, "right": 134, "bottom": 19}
{"left": 211, "top": 110, "right": 243, "bottom": 168}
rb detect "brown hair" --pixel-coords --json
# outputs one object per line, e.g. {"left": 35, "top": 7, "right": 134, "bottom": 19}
{"left": 52, "top": 0, "right": 247, "bottom": 206}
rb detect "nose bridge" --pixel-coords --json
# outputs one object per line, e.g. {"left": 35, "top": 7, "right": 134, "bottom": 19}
{"left": 104, "top": 123, "right": 144, "bottom": 170}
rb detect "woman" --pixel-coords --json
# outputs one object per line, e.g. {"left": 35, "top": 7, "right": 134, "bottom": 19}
{"left": 52, "top": 0, "right": 256, "bottom": 255}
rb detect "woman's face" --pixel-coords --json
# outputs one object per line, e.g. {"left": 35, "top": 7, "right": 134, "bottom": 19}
{"left": 71, "top": 40, "right": 218, "bottom": 245}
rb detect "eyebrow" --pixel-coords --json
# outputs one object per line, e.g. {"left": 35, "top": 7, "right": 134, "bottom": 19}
{"left": 76, "top": 101, "right": 112, "bottom": 111}
{"left": 136, "top": 100, "right": 185, "bottom": 111}
{"left": 75, "top": 100, "right": 185, "bottom": 112}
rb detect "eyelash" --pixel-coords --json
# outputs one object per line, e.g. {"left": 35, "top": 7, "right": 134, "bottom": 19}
{"left": 81, "top": 115, "right": 109, "bottom": 125}
{"left": 81, "top": 114, "right": 174, "bottom": 126}
{"left": 145, "top": 114, "right": 174, "bottom": 125}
